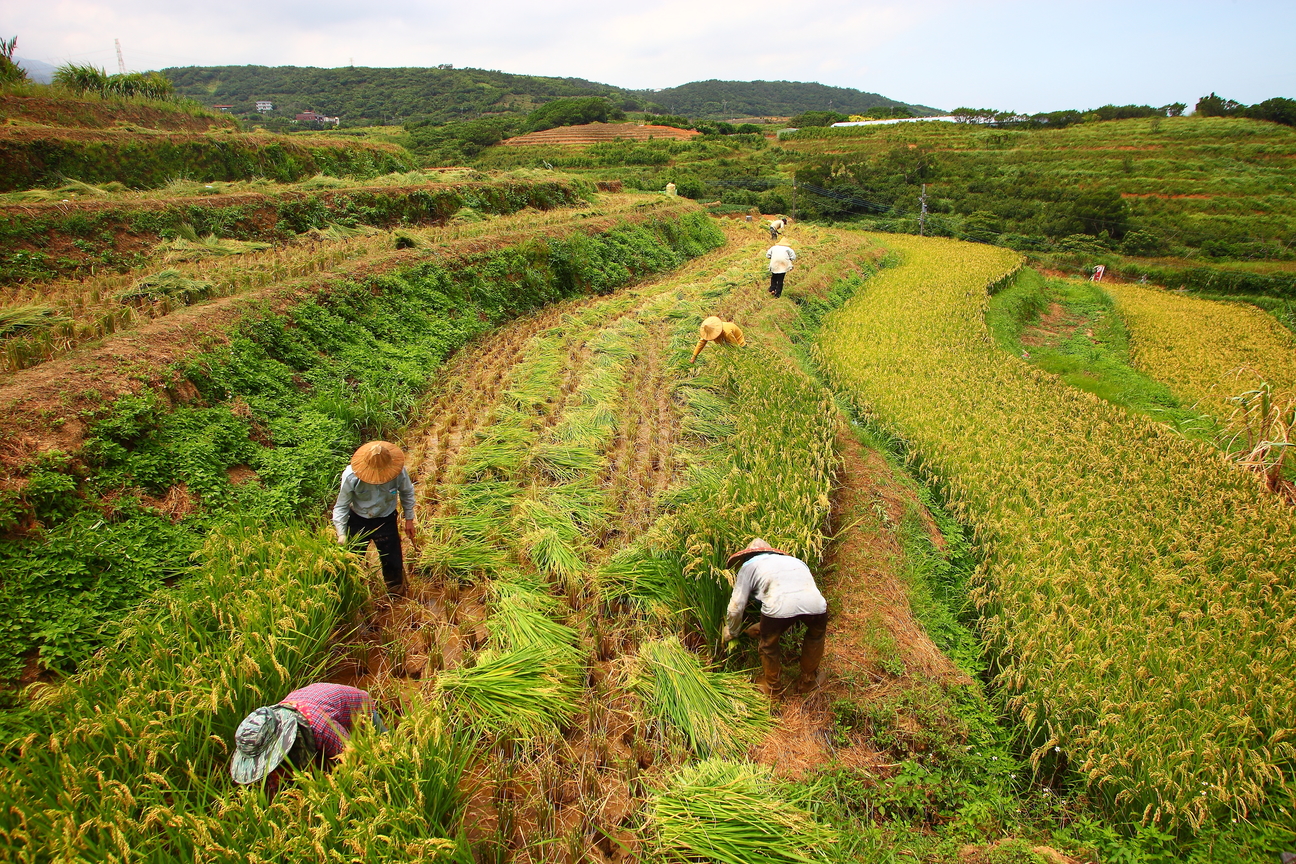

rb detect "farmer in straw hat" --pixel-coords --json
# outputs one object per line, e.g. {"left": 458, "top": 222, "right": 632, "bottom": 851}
{"left": 230, "top": 682, "right": 386, "bottom": 794}
{"left": 690, "top": 315, "right": 746, "bottom": 364}
{"left": 721, "top": 538, "right": 829, "bottom": 696}
{"left": 765, "top": 238, "right": 796, "bottom": 299}
{"left": 332, "top": 441, "right": 416, "bottom": 594}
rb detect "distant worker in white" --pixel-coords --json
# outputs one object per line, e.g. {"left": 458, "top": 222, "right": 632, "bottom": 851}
{"left": 721, "top": 538, "right": 829, "bottom": 696}
{"left": 332, "top": 441, "right": 416, "bottom": 595}
{"left": 765, "top": 239, "right": 796, "bottom": 298}
{"left": 767, "top": 215, "right": 787, "bottom": 240}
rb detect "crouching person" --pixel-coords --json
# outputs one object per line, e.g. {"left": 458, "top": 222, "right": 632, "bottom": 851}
{"left": 230, "top": 683, "right": 387, "bottom": 794}
{"left": 721, "top": 538, "right": 828, "bottom": 696}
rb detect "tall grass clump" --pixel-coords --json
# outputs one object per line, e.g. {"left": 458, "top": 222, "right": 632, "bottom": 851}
{"left": 53, "top": 63, "right": 175, "bottom": 100}
{"left": 632, "top": 636, "right": 769, "bottom": 757}
{"left": 646, "top": 759, "right": 837, "bottom": 864}
{"left": 816, "top": 233, "right": 1296, "bottom": 831}
{"left": 434, "top": 644, "right": 579, "bottom": 741}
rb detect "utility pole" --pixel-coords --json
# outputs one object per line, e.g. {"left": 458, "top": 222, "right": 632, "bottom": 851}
{"left": 115, "top": 39, "right": 126, "bottom": 75}
{"left": 919, "top": 183, "right": 927, "bottom": 236}
{"left": 791, "top": 172, "right": 797, "bottom": 222}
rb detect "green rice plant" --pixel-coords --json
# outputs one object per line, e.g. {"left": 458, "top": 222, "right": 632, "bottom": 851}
{"left": 816, "top": 233, "right": 1296, "bottom": 829}
{"left": 0, "top": 521, "right": 368, "bottom": 861}
{"left": 645, "top": 759, "right": 837, "bottom": 864}
{"left": 632, "top": 636, "right": 770, "bottom": 758}
{"left": 116, "top": 269, "right": 215, "bottom": 306}
{"left": 0, "top": 304, "right": 69, "bottom": 339}
{"left": 434, "top": 644, "right": 579, "bottom": 740}
{"left": 531, "top": 441, "right": 606, "bottom": 480}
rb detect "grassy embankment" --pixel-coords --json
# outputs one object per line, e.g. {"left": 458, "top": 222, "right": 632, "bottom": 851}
{"left": 0, "top": 198, "right": 721, "bottom": 685}
{"left": 817, "top": 233, "right": 1296, "bottom": 858}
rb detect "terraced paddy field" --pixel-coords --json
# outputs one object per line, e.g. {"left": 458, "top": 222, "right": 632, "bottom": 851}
{"left": 1, "top": 190, "right": 1293, "bottom": 864}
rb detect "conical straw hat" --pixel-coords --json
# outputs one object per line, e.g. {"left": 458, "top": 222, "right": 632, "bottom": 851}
{"left": 698, "top": 316, "right": 725, "bottom": 341}
{"left": 720, "top": 322, "right": 746, "bottom": 347}
{"left": 727, "top": 537, "right": 789, "bottom": 568}
{"left": 351, "top": 441, "right": 405, "bottom": 484}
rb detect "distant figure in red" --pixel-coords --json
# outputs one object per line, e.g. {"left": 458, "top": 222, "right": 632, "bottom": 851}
{"left": 229, "top": 683, "right": 386, "bottom": 793}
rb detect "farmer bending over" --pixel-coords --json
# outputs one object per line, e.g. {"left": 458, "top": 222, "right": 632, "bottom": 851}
{"left": 230, "top": 683, "right": 387, "bottom": 794}
{"left": 721, "top": 538, "right": 828, "bottom": 696}
{"left": 768, "top": 215, "right": 787, "bottom": 241}
{"left": 690, "top": 315, "right": 746, "bottom": 363}
{"left": 765, "top": 240, "right": 796, "bottom": 298}
{"left": 333, "top": 440, "right": 416, "bottom": 595}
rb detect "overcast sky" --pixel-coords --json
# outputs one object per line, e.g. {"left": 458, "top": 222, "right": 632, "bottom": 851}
{"left": 8, "top": 0, "right": 1294, "bottom": 112}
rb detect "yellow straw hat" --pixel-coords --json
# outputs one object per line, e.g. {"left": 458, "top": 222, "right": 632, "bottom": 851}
{"left": 351, "top": 441, "right": 406, "bottom": 484}
{"left": 699, "top": 316, "right": 725, "bottom": 341}
{"left": 727, "top": 537, "right": 789, "bottom": 568}
{"left": 720, "top": 322, "right": 746, "bottom": 347}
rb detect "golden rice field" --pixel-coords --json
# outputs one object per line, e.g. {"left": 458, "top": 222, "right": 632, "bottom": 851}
{"left": 816, "top": 234, "right": 1296, "bottom": 829}
{"left": 1106, "top": 282, "right": 1296, "bottom": 417}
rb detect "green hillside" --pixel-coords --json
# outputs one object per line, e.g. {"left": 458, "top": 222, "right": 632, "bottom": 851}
{"left": 648, "top": 78, "right": 941, "bottom": 118}
{"left": 162, "top": 65, "right": 938, "bottom": 126}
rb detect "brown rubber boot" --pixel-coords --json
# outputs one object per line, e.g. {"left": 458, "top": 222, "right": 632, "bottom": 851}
{"left": 793, "top": 635, "right": 826, "bottom": 693}
{"left": 757, "top": 652, "right": 782, "bottom": 697}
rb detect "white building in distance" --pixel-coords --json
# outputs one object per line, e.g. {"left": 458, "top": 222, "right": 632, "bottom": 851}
{"left": 255, "top": 100, "right": 274, "bottom": 113}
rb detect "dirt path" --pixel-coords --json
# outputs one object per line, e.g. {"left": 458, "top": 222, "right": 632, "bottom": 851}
{"left": 752, "top": 427, "right": 969, "bottom": 778}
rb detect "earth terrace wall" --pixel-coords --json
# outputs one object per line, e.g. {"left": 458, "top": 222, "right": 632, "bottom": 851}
{"left": 0, "top": 128, "right": 416, "bottom": 193}
{"left": 0, "top": 179, "right": 590, "bottom": 284}
{"left": 0, "top": 93, "right": 238, "bottom": 133}
{"left": 0, "top": 200, "right": 724, "bottom": 682}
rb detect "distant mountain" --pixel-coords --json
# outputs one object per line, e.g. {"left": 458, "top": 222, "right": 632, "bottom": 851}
{"left": 644, "top": 79, "right": 942, "bottom": 119}
{"left": 162, "top": 65, "right": 625, "bottom": 126}
{"left": 16, "top": 57, "right": 57, "bottom": 84}
{"left": 160, "top": 65, "right": 937, "bottom": 125}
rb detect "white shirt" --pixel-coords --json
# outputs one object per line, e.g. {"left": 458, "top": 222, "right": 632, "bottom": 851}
{"left": 769, "top": 219, "right": 785, "bottom": 231}
{"left": 725, "top": 553, "right": 827, "bottom": 635}
{"left": 766, "top": 244, "right": 796, "bottom": 274}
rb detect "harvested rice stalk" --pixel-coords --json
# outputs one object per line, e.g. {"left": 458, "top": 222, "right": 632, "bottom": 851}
{"left": 434, "top": 644, "right": 578, "bottom": 740}
{"left": 632, "top": 636, "right": 769, "bottom": 758}
{"left": 646, "top": 759, "right": 836, "bottom": 864}
{"left": 117, "top": 269, "right": 215, "bottom": 306}
{"left": 487, "top": 583, "right": 584, "bottom": 674}
{"left": 0, "top": 304, "right": 69, "bottom": 338}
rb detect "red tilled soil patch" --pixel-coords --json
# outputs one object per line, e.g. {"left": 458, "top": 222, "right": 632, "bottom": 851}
{"left": 1120, "top": 192, "right": 1211, "bottom": 200}
{"left": 501, "top": 123, "right": 698, "bottom": 147}
{"left": 0, "top": 94, "right": 237, "bottom": 133}
{"left": 751, "top": 428, "right": 968, "bottom": 780}
{"left": 1019, "top": 302, "right": 1089, "bottom": 347}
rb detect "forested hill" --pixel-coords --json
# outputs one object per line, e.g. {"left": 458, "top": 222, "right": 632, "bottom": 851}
{"left": 162, "top": 65, "right": 623, "bottom": 125}
{"left": 161, "top": 65, "right": 938, "bottom": 125}
{"left": 648, "top": 79, "right": 942, "bottom": 118}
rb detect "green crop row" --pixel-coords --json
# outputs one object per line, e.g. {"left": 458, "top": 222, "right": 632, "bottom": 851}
{"left": 0, "top": 522, "right": 475, "bottom": 863}
{"left": 0, "top": 132, "right": 416, "bottom": 193}
{"left": 816, "top": 233, "right": 1296, "bottom": 836}
{"left": 0, "top": 209, "right": 725, "bottom": 684}
{"left": 0, "top": 179, "right": 588, "bottom": 283}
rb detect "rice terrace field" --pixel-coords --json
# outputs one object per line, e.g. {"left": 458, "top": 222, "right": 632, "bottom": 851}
{"left": 1, "top": 76, "right": 1295, "bottom": 864}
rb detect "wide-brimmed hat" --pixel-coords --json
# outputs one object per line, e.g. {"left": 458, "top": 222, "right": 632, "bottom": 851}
{"left": 720, "top": 322, "right": 746, "bottom": 347}
{"left": 699, "top": 316, "right": 725, "bottom": 341}
{"left": 230, "top": 705, "right": 300, "bottom": 785}
{"left": 351, "top": 441, "right": 405, "bottom": 484}
{"left": 727, "top": 537, "right": 789, "bottom": 568}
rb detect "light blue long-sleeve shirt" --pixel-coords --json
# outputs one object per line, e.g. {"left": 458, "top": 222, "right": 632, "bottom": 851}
{"left": 332, "top": 466, "right": 416, "bottom": 541}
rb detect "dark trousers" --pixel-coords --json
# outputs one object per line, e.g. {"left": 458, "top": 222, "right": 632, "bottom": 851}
{"left": 758, "top": 611, "right": 828, "bottom": 656}
{"left": 769, "top": 271, "right": 786, "bottom": 298}
{"left": 346, "top": 511, "right": 403, "bottom": 588}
